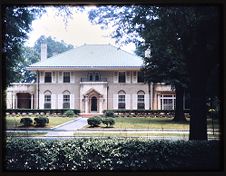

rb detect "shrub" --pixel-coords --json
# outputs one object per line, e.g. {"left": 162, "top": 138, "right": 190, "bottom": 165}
{"left": 102, "top": 118, "right": 115, "bottom": 127}
{"left": 64, "top": 110, "right": 75, "bottom": 117}
{"left": 104, "top": 110, "right": 115, "bottom": 118}
{"left": 87, "top": 116, "right": 102, "bottom": 127}
{"left": 5, "top": 138, "right": 221, "bottom": 171}
{"left": 34, "top": 117, "right": 49, "bottom": 127}
{"left": 20, "top": 118, "right": 33, "bottom": 127}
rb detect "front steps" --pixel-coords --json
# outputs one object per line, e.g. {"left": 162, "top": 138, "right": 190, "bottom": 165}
{"left": 80, "top": 113, "right": 102, "bottom": 118}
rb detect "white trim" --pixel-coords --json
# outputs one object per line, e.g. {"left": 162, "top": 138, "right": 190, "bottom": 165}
{"left": 125, "top": 94, "right": 130, "bottom": 109}
{"left": 113, "top": 94, "right": 118, "bottom": 109}
{"left": 70, "top": 94, "right": 74, "bottom": 109}
{"left": 144, "top": 94, "right": 150, "bottom": 110}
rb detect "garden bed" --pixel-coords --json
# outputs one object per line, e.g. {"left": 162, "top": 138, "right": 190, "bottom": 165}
{"left": 5, "top": 115, "right": 77, "bottom": 129}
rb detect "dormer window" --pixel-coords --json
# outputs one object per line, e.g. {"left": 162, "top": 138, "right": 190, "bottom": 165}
{"left": 45, "top": 72, "right": 52, "bottom": 83}
{"left": 63, "top": 72, "right": 70, "bottom": 83}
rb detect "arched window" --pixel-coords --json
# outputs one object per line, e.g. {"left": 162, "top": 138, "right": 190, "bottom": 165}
{"left": 137, "top": 90, "right": 145, "bottom": 110}
{"left": 118, "top": 90, "right": 126, "bottom": 109}
{"left": 63, "top": 90, "right": 70, "bottom": 109}
{"left": 44, "top": 90, "right": 51, "bottom": 109}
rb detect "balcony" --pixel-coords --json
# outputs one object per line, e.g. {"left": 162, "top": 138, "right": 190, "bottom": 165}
{"left": 7, "top": 83, "right": 36, "bottom": 93}
{"left": 80, "top": 78, "right": 107, "bottom": 82}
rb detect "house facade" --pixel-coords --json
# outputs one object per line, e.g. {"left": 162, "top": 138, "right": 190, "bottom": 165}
{"left": 6, "top": 44, "right": 176, "bottom": 113}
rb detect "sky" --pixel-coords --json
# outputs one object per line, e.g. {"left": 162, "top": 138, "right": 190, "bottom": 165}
{"left": 25, "top": 6, "right": 136, "bottom": 54}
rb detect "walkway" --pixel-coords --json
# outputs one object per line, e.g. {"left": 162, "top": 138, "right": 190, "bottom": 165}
{"left": 46, "top": 117, "right": 88, "bottom": 137}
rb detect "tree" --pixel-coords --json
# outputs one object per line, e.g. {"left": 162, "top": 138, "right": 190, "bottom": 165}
{"left": 33, "top": 35, "right": 74, "bottom": 58}
{"left": 3, "top": 6, "right": 45, "bottom": 86}
{"left": 88, "top": 5, "right": 221, "bottom": 140}
{"left": 18, "top": 46, "right": 39, "bottom": 83}
{"left": 89, "top": 6, "right": 188, "bottom": 122}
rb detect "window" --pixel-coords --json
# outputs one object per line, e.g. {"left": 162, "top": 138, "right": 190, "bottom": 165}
{"left": 63, "top": 95, "right": 70, "bottom": 109}
{"left": 160, "top": 94, "right": 176, "bottom": 110}
{"left": 137, "top": 91, "right": 145, "bottom": 109}
{"left": 44, "top": 95, "right": 51, "bottom": 109}
{"left": 137, "top": 71, "right": 144, "bottom": 83}
{"left": 45, "top": 72, "right": 52, "bottom": 83}
{"left": 118, "top": 90, "right": 126, "bottom": 109}
{"left": 118, "top": 72, "right": 126, "bottom": 83}
{"left": 88, "top": 72, "right": 100, "bottom": 81}
{"left": 63, "top": 72, "right": 70, "bottom": 83}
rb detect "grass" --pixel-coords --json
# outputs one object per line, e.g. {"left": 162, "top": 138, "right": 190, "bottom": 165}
{"left": 6, "top": 132, "right": 48, "bottom": 137}
{"left": 84, "top": 117, "right": 219, "bottom": 130}
{"left": 5, "top": 115, "right": 77, "bottom": 129}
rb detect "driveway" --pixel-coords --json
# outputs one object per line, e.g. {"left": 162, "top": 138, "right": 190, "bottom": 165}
{"left": 46, "top": 117, "right": 88, "bottom": 137}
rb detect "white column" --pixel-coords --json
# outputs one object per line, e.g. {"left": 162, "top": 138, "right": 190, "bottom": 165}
{"left": 99, "top": 98, "right": 103, "bottom": 113}
{"left": 31, "top": 94, "right": 34, "bottom": 109}
{"left": 158, "top": 94, "right": 161, "bottom": 110}
{"left": 85, "top": 97, "right": 89, "bottom": 113}
{"left": 12, "top": 93, "right": 15, "bottom": 109}
{"left": 15, "top": 94, "right": 18, "bottom": 109}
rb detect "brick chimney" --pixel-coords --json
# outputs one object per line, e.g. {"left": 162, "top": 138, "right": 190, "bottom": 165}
{"left": 40, "top": 43, "right": 47, "bottom": 61}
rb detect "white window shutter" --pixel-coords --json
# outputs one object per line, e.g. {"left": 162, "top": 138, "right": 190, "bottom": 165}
{"left": 113, "top": 94, "right": 118, "bottom": 109}
{"left": 58, "top": 94, "right": 63, "bottom": 109}
{"left": 132, "top": 71, "right": 137, "bottom": 83}
{"left": 58, "top": 72, "right": 63, "bottom": 83}
{"left": 39, "top": 94, "right": 44, "bottom": 109}
{"left": 132, "top": 94, "right": 137, "bottom": 109}
{"left": 71, "top": 72, "right": 75, "bottom": 83}
{"left": 51, "top": 94, "right": 56, "bottom": 109}
{"left": 145, "top": 94, "right": 150, "bottom": 110}
{"left": 40, "top": 72, "right": 44, "bottom": 83}
{"left": 70, "top": 94, "right": 74, "bottom": 109}
{"left": 125, "top": 94, "right": 130, "bottom": 109}
{"left": 113, "top": 72, "right": 118, "bottom": 83}
{"left": 52, "top": 72, "right": 56, "bottom": 83}
{"left": 126, "top": 72, "right": 130, "bottom": 83}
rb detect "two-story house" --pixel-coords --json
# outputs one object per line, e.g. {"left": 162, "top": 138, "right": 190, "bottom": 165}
{"left": 6, "top": 44, "right": 176, "bottom": 113}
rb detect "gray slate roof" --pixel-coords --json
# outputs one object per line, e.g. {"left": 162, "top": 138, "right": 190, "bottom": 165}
{"left": 28, "top": 44, "right": 143, "bottom": 70}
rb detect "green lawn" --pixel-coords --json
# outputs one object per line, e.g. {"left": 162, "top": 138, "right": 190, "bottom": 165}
{"left": 84, "top": 117, "right": 219, "bottom": 130}
{"left": 5, "top": 115, "right": 77, "bottom": 129}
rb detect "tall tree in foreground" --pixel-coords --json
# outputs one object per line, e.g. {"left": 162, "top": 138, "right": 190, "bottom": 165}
{"left": 3, "top": 6, "right": 44, "bottom": 86}
{"left": 88, "top": 5, "right": 221, "bottom": 140}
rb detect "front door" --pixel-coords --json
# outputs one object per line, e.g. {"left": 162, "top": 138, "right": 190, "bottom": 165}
{"left": 91, "top": 96, "right": 97, "bottom": 111}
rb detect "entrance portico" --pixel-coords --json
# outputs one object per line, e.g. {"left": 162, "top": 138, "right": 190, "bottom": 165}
{"left": 83, "top": 88, "right": 104, "bottom": 113}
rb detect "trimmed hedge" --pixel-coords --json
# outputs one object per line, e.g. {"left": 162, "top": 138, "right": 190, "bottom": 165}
{"left": 6, "top": 109, "right": 80, "bottom": 115}
{"left": 34, "top": 117, "right": 49, "bottom": 127}
{"left": 102, "top": 118, "right": 115, "bottom": 127}
{"left": 20, "top": 118, "right": 33, "bottom": 127}
{"left": 4, "top": 138, "right": 221, "bottom": 171}
{"left": 87, "top": 116, "right": 102, "bottom": 127}
{"left": 103, "top": 109, "right": 190, "bottom": 118}
{"left": 63, "top": 110, "right": 76, "bottom": 117}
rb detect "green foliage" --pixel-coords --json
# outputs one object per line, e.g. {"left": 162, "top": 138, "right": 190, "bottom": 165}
{"left": 34, "top": 117, "right": 49, "bottom": 127}
{"left": 3, "top": 6, "right": 45, "bottom": 85}
{"left": 20, "top": 117, "right": 33, "bottom": 127}
{"left": 102, "top": 118, "right": 115, "bottom": 127}
{"left": 5, "top": 138, "right": 220, "bottom": 171}
{"left": 104, "top": 110, "right": 115, "bottom": 118}
{"left": 6, "top": 109, "right": 80, "bottom": 115}
{"left": 87, "top": 116, "right": 102, "bottom": 127}
{"left": 34, "top": 35, "right": 74, "bottom": 58}
{"left": 63, "top": 110, "right": 75, "bottom": 117}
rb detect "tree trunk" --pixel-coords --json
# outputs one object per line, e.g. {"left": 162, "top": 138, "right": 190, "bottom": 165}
{"left": 189, "top": 79, "right": 208, "bottom": 140}
{"left": 173, "top": 85, "right": 186, "bottom": 122}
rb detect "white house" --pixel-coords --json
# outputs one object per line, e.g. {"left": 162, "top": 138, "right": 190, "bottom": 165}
{"left": 6, "top": 44, "right": 176, "bottom": 113}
